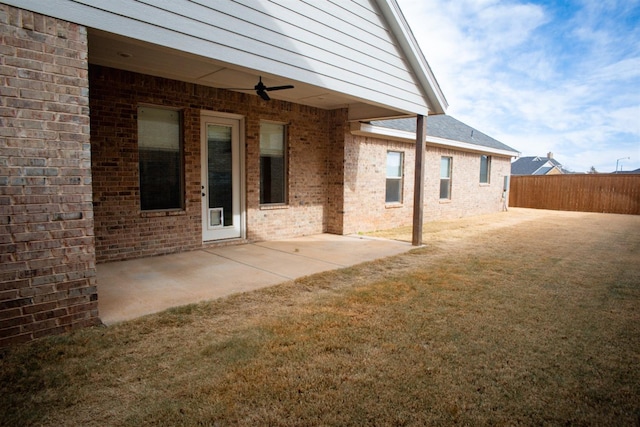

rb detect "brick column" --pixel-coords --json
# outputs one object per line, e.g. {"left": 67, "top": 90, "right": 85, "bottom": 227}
{"left": 325, "top": 108, "right": 348, "bottom": 234}
{"left": 0, "top": 5, "right": 100, "bottom": 346}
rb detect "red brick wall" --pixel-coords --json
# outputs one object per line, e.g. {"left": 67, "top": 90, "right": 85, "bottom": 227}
{"left": 342, "top": 135, "right": 512, "bottom": 234}
{"left": 89, "top": 66, "right": 339, "bottom": 262}
{"left": 89, "top": 65, "right": 512, "bottom": 260}
{"left": 424, "top": 148, "right": 511, "bottom": 220}
{"left": 342, "top": 137, "right": 416, "bottom": 233}
{"left": 325, "top": 109, "right": 349, "bottom": 234}
{"left": 0, "top": 5, "right": 100, "bottom": 346}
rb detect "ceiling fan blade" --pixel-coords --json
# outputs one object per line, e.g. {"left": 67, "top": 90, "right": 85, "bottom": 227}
{"left": 226, "top": 77, "right": 292, "bottom": 100}
{"left": 257, "top": 89, "right": 270, "bottom": 101}
{"left": 266, "top": 85, "right": 294, "bottom": 92}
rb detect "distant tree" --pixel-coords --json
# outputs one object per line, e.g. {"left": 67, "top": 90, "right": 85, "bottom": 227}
{"left": 588, "top": 166, "right": 598, "bottom": 174}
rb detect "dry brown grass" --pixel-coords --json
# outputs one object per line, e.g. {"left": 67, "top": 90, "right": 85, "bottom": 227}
{"left": 1, "top": 208, "right": 639, "bottom": 426}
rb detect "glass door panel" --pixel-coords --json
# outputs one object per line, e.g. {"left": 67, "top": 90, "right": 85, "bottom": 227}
{"left": 201, "top": 115, "right": 243, "bottom": 241}
{"left": 207, "top": 124, "right": 233, "bottom": 228}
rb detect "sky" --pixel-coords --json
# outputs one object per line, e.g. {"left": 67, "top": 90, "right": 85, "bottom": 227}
{"left": 396, "top": 0, "right": 640, "bottom": 173}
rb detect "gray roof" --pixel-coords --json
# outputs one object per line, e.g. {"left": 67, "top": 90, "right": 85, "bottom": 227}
{"left": 370, "top": 115, "right": 518, "bottom": 154}
{"left": 612, "top": 168, "right": 640, "bottom": 174}
{"left": 511, "top": 156, "right": 565, "bottom": 175}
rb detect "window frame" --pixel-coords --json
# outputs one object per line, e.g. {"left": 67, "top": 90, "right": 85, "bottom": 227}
{"left": 137, "top": 105, "right": 184, "bottom": 212}
{"left": 385, "top": 151, "right": 404, "bottom": 204}
{"left": 440, "top": 156, "right": 452, "bottom": 200}
{"left": 259, "top": 121, "right": 288, "bottom": 206}
{"left": 480, "top": 155, "right": 491, "bottom": 184}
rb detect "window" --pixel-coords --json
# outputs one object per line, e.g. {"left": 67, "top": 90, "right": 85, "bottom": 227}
{"left": 260, "top": 122, "right": 287, "bottom": 204}
{"left": 137, "top": 106, "right": 183, "bottom": 210}
{"left": 385, "top": 151, "right": 403, "bottom": 203}
{"left": 440, "top": 156, "right": 452, "bottom": 199}
{"left": 480, "top": 155, "right": 491, "bottom": 184}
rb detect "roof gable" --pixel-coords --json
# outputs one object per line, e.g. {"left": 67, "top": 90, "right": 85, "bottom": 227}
{"left": 374, "top": 0, "right": 447, "bottom": 114}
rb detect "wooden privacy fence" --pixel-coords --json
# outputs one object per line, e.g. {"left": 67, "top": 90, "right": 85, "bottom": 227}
{"left": 509, "top": 174, "right": 640, "bottom": 215}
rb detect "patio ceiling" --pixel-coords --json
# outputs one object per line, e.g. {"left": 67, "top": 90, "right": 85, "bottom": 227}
{"left": 89, "top": 29, "right": 410, "bottom": 119}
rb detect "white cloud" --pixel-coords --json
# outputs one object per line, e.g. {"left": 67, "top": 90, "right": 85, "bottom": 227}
{"left": 396, "top": 0, "right": 640, "bottom": 173}
{"left": 609, "top": 106, "right": 640, "bottom": 137}
{"left": 507, "top": 51, "right": 557, "bottom": 81}
{"left": 588, "top": 57, "right": 640, "bottom": 83}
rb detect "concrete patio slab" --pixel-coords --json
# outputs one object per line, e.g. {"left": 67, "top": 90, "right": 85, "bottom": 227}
{"left": 204, "top": 244, "right": 341, "bottom": 279}
{"left": 97, "top": 234, "right": 412, "bottom": 325}
{"left": 255, "top": 234, "right": 413, "bottom": 265}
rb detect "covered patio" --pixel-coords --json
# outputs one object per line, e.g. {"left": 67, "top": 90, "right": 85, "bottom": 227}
{"left": 0, "top": 0, "right": 448, "bottom": 346}
{"left": 97, "top": 234, "right": 413, "bottom": 325}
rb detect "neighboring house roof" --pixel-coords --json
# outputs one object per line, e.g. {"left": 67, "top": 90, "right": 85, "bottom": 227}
{"left": 351, "top": 115, "right": 520, "bottom": 157}
{"left": 612, "top": 168, "right": 640, "bottom": 174}
{"left": 511, "top": 156, "right": 567, "bottom": 175}
{"left": 5, "top": 0, "right": 447, "bottom": 117}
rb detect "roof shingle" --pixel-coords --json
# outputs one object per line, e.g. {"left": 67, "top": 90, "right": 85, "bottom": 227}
{"left": 370, "top": 115, "right": 518, "bottom": 154}
{"left": 511, "top": 156, "right": 567, "bottom": 175}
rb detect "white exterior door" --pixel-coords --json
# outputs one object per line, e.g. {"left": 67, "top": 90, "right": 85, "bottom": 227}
{"left": 201, "top": 112, "right": 244, "bottom": 241}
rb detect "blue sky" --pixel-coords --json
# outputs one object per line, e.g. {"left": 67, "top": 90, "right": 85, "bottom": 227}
{"left": 396, "top": 0, "right": 640, "bottom": 173}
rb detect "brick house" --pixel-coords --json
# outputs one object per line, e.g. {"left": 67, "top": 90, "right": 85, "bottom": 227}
{"left": 349, "top": 115, "right": 519, "bottom": 230}
{"left": 511, "top": 153, "right": 568, "bottom": 175}
{"left": 0, "top": 0, "right": 516, "bottom": 346}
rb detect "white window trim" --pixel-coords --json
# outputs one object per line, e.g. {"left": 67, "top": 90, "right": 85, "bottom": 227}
{"left": 385, "top": 151, "right": 404, "bottom": 204}
{"left": 480, "top": 155, "right": 491, "bottom": 184}
{"left": 440, "top": 156, "right": 452, "bottom": 200}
